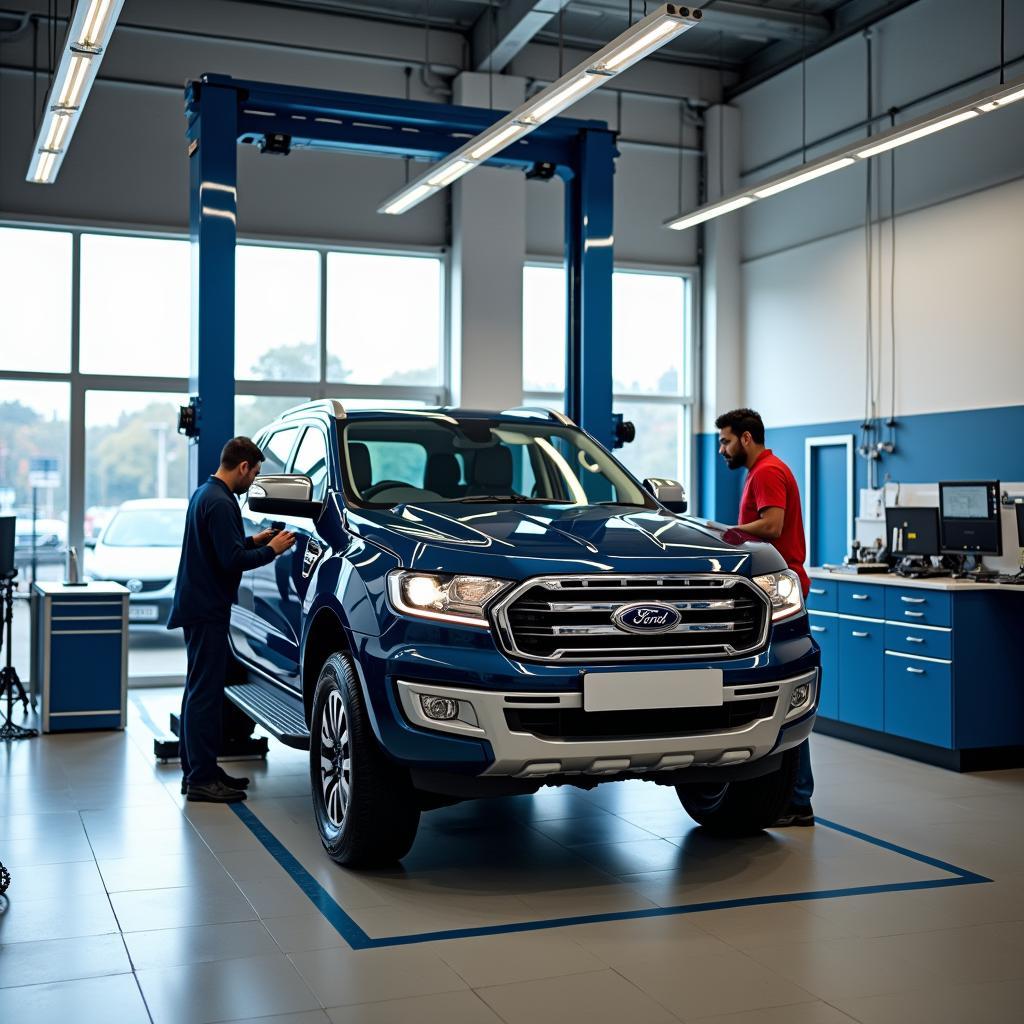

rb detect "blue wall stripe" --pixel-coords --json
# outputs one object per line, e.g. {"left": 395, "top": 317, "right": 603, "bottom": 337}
{"left": 697, "top": 404, "right": 1024, "bottom": 523}
{"left": 229, "top": 803, "right": 990, "bottom": 951}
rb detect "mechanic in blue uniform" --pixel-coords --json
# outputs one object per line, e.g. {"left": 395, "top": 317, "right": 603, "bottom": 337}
{"left": 168, "top": 437, "right": 296, "bottom": 803}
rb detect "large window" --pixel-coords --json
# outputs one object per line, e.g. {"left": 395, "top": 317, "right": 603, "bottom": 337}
{"left": 522, "top": 264, "right": 696, "bottom": 490}
{"left": 0, "top": 224, "right": 448, "bottom": 690}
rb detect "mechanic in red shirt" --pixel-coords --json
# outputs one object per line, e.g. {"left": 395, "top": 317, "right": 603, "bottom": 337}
{"left": 716, "top": 408, "right": 814, "bottom": 827}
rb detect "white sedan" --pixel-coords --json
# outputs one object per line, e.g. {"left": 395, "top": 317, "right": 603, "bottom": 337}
{"left": 85, "top": 498, "right": 187, "bottom": 628}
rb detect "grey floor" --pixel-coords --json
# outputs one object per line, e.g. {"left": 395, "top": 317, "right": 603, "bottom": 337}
{"left": 2, "top": 690, "right": 1024, "bottom": 1024}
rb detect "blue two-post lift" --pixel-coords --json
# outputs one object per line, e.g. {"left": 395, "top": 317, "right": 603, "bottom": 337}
{"left": 185, "top": 73, "right": 620, "bottom": 490}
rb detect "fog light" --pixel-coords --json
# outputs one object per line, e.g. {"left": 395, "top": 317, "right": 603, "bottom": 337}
{"left": 420, "top": 695, "right": 459, "bottom": 721}
{"left": 790, "top": 684, "right": 810, "bottom": 709}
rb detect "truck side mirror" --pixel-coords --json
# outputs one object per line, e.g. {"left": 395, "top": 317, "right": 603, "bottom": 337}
{"left": 643, "top": 478, "right": 688, "bottom": 514}
{"left": 248, "top": 474, "right": 324, "bottom": 520}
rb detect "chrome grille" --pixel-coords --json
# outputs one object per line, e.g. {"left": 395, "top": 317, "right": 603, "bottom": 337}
{"left": 109, "top": 578, "right": 172, "bottom": 594}
{"left": 492, "top": 575, "right": 771, "bottom": 663}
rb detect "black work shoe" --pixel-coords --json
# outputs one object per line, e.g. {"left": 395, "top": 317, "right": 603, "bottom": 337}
{"left": 181, "top": 768, "right": 251, "bottom": 794}
{"left": 774, "top": 803, "right": 815, "bottom": 827}
{"left": 186, "top": 780, "right": 247, "bottom": 803}
{"left": 217, "top": 767, "right": 250, "bottom": 790}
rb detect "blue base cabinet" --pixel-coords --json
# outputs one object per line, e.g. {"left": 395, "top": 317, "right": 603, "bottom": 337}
{"left": 32, "top": 582, "right": 129, "bottom": 733}
{"left": 810, "top": 575, "right": 1024, "bottom": 768}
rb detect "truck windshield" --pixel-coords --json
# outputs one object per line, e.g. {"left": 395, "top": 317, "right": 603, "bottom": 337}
{"left": 341, "top": 416, "right": 654, "bottom": 508}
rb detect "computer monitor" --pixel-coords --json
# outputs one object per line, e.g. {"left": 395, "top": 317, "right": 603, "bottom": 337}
{"left": 885, "top": 506, "right": 940, "bottom": 558}
{"left": 1014, "top": 499, "right": 1024, "bottom": 549}
{"left": 939, "top": 481, "right": 1002, "bottom": 556}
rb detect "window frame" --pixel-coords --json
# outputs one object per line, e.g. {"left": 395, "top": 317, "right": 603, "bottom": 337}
{"left": 521, "top": 258, "right": 700, "bottom": 505}
{"left": 0, "top": 219, "right": 450, "bottom": 572}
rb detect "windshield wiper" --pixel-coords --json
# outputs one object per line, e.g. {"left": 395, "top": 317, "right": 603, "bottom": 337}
{"left": 456, "top": 494, "right": 569, "bottom": 504}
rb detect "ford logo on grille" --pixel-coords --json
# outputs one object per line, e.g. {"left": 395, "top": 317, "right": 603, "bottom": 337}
{"left": 612, "top": 602, "right": 681, "bottom": 634}
{"left": 126, "top": 578, "right": 144, "bottom": 594}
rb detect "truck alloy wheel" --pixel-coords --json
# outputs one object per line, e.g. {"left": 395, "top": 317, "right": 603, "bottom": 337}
{"left": 309, "top": 653, "right": 420, "bottom": 867}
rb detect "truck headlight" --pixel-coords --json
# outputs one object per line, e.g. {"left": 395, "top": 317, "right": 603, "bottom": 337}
{"left": 752, "top": 569, "right": 804, "bottom": 622}
{"left": 387, "top": 571, "right": 510, "bottom": 628}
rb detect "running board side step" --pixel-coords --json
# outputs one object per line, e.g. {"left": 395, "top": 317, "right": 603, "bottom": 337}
{"left": 225, "top": 681, "right": 310, "bottom": 750}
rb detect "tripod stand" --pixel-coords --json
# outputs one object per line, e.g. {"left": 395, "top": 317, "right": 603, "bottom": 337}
{"left": 0, "top": 570, "right": 36, "bottom": 740}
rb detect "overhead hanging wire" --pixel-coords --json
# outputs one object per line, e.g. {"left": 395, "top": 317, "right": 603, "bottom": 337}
{"left": 861, "top": 30, "right": 878, "bottom": 486}
{"left": 801, "top": 0, "right": 807, "bottom": 162}
{"left": 888, "top": 111, "right": 898, "bottom": 450}
{"left": 1000, "top": 0, "right": 1006, "bottom": 84}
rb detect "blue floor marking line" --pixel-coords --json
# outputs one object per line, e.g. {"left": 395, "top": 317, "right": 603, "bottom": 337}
{"left": 230, "top": 803, "right": 992, "bottom": 951}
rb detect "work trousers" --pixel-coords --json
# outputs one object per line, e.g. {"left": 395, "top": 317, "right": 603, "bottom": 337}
{"left": 180, "top": 621, "right": 230, "bottom": 786}
{"left": 792, "top": 738, "right": 815, "bottom": 806}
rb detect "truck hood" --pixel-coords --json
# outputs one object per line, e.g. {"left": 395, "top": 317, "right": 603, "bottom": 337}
{"left": 348, "top": 502, "right": 787, "bottom": 579}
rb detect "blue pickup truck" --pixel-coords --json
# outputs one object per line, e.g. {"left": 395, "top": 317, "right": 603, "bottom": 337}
{"left": 226, "top": 401, "right": 819, "bottom": 866}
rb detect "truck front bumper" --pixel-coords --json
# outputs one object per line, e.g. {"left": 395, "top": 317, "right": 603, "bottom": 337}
{"left": 394, "top": 667, "right": 818, "bottom": 779}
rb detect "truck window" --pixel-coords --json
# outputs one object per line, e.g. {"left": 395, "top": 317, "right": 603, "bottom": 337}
{"left": 292, "top": 428, "right": 331, "bottom": 501}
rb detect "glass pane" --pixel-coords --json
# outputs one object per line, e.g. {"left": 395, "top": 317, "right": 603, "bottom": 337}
{"left": 326, "top": 253, "right": 443, "bottom": 386}
{"left": 236, "top": 246, "right": 320, "bottom": 381}
{"left": 84, "top": 391, "right": 189, "bottom": 681}
{"left": 260, "top": 427, "right": 301, "bottom": 476}
{"left": 80, "top": 234, "right": 190, "bottom": 377}
{"left": 523, "top": 265, "right": 566, "bottom": 393}
{"left": 0, "top": 381, "right": 70, "bottom": 709}
{"left": 292, "top": 429, "right": 330, "bottom": 501}
{"left": 235, "top": 396, "right": 309, "bottom": 440}
{"left": 613, "top": 273, "right": 687, "bottom": 395}
{"left": 614, "top": 400, "right": 685, "bottom": 484}
{"left": 0, "top": 228, "right": 72, "bottom": 373}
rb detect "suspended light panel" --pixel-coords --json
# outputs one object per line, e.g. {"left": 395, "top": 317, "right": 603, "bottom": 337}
{"left": 666, "top": 74, "right": 1024, "bottom": 231}
{"left": 379, "top": 4, "right": 702, "bottom": 215}
{"left": 26, "top": 0, "right": 127, "bottom": 184}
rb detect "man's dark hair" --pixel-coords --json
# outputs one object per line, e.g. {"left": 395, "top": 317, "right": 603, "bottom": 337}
{"left": 715, "top": 408, "right": 766, "bottom": 445}
{"left": 220, "top": 437, "right": 265, "bottom": 470}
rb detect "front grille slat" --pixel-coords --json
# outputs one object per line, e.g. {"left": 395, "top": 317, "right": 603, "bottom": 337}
{"left": 493, "top": 574, "right": 770, "bottom": 663}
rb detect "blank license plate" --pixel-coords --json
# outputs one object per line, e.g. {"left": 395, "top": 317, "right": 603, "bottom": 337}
{"left": 129, "top": 605, "right": 159, "bottom": 621}
{"left": 584, "top": 669, "right": 724, "bottom": 713}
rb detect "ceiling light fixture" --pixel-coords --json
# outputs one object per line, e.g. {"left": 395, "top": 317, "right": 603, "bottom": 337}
{"left": 665, "top": 74, "right": 1024, "bottom": 231}
{"left": 26, "top": 0, "right": 126, "bottom": 185}
{"left": 379, "top": 4, "right": 702, "bottom": 215}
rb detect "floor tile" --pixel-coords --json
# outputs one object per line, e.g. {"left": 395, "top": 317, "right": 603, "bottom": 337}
{"left": 123, "top": 920, "right": 282, "bottom": 969}
{"left": 98, "top": 851, "right": 232, "bottom": 893}
{"left": 137, "top": 953, "right": 322, "bottom": 1024}
{"left": 690, "top": 1002, "right": 858, "bottom": 1024}
{"left": 475, "top": 968, "right": 678, "bottom": 1024}
{"left": 431, "top": 932, "right": 605, "bottom": 988}
{"left": 327, "top": 990, "right": 504, "bottom": 1024}
{"left": 110, "top": 883, "right": 258, "bottom": 932}
{"left": 2, "top": 972, "right": 150, "bottom": 1024}
{"left": 834, "top": 977, "right": 1024, "bottom": 1024}
{"left": 0, "top": 830, "right": 96, "bottom": 866}
{"left": 289, "top": 945, "right": 468, "bottom": 1007}
{"left": 0, "top": 892, "right": 120, "bottom": 944}
{"left": 262, "top": 913, "right": 352, "bottom": 954}
{"left": 0, "top": 932, "right": 131, "bottom": 989}
{"left": 3, "top": 859, "right": 106, "bottom": 902}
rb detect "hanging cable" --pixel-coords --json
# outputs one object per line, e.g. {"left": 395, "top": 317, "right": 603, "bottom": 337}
{"left": 861, "top": 30, "right": 878, "bottom": 487}
{"left": 558, "top": 4, "right": 564, "bottom": 78}
{"left": 718, "top": 31, "right": 725, "bottom": 199}
{"left": 488, "top": 0, "right": 495, "bottom": 109}
{"left": 677, "top": 100, "right": 685, "bottom": 213}
{"left": 801, "top": 0, "right": 807, "bottom": 163}
{"left": 1000, "top": 0, "right": 1006, "bottom": 85}
{"left": 888, "top": 112, "right": 898, "bottom": 451}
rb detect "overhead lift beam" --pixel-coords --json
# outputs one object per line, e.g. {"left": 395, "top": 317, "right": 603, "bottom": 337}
{"left": 185, "top": 74, "right": 619, "bottom": 489}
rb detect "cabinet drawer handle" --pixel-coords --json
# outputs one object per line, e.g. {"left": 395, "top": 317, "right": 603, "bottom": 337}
{"left": 851, "top": 593, "right": 870, "bottom": 600}
{"left": 810, "top": 625, "right": 826, "bottom": 633}
{"left": 906, "top": 666, "right": 926, "bottom": 675}
{"left": 906, "top": 636, "right": 925, "bottom": 644}
{"left": 904, "top": 611, "right": 924, "bottom": 618}
{"left": 851, "top": 630, "right": 870, "bottom": 638}
{"left": 809, "top": 587, "right": 826, "bottom": 595}
{"left": 901, "top": 596, "right": 926, "bottom": 604}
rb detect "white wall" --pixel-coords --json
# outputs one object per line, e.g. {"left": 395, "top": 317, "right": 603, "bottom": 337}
{"left": 733, "top": 0, "right": 1024, "bottom": 428}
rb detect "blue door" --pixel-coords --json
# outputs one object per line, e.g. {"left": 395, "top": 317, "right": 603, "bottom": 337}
{"left": 807, "top": 439, "right": 851, "bottom": 567}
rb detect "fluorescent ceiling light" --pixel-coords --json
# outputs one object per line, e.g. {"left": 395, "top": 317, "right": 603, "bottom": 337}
{"left": 667, "top": 196, "right": 754, "bottom": 231}
{"left": 379, "top": 4, "right": 701, "bottom": 215}
{"left": 979, "top": 85, "right": 1024, "bottom": 111}
{"left": 856, "top": 110, "right": 979, "bottom": 159}
{"left": 753, "top": 157, "right": 855, "bottom": 198}
{"left": 664, "top": 74, "right": 1024, "bottom": 233}
{"left": 26, "top": 0, "right": 126, "bottom": 185}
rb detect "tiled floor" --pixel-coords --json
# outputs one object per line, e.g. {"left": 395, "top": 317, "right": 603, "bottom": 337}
{"left": 2, "top": 689, "right": 1023, "bottom": 1023}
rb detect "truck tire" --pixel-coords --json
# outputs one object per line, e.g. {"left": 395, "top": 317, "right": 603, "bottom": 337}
{"left": 676, "top": 748, "right": 799, "bottom": 836}
{"left": 310, "top": 653, "right": 420, "bottom": 867}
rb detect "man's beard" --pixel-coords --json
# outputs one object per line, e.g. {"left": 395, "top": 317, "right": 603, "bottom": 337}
{"left": 724, "top": 452, "right": 747, "bottom": 471}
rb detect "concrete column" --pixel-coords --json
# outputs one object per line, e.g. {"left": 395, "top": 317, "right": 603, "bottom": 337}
{"left": 699, "top": 103, "right": 744, "bottom": 521}
{"left": 450, "top": 72, "right": 527, "bottom": 410}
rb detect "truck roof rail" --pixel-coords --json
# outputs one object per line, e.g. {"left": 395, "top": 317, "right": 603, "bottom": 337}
{"left": 279, "top": 399, "right": 347, "bottom": 420}
{"left": 501, "top": 406, "right": 576, "bottom": 427}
